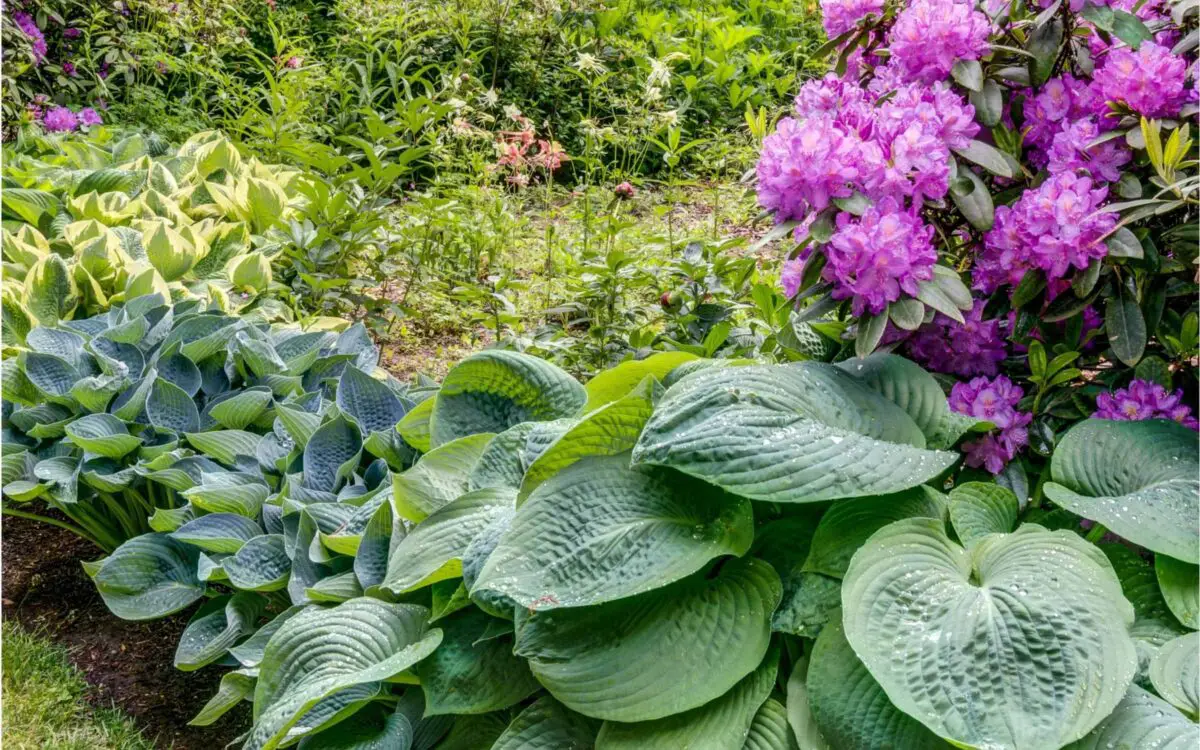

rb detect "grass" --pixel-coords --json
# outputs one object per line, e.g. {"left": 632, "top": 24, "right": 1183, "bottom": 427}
{"left": 1, "top": 622, "right": 153, "bottom": 750}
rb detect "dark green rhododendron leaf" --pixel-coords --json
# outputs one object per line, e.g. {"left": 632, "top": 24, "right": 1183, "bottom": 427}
{"left": 594, "top": 648, "right": 777, "bottom": 749}
{"left": 392, "top": 432, "right": 493, "bottom": 522}
{"left": 1157, "top": 555, "right": 1199, "bottom": 630}
{"left": 492, "top": 696, "right": 599, "bottom": 750}
{"left": 632, "top": 363, "right": 957, "bottom": 503}
{"left": 582, "top": 351, "right": 695, "bottom": 411}
{"left": 430, "top": 350, "right": 585, "bottom": 447}
{"left": 803, "top": 486, "right": 946, "bottom": 578}
{"left": 225, "top": 534, "right": 291, "bottom": 591}
{"left": 304, "top": 415, "right": 362, "bottom": 493}
{"left": 412, "top": 607, "right": 540, "bottom": 716}
{"left": 147, "top": 377, "right": 201, "bottom": 433}
{"left": 170, "top": 512, "right": 263, "bottom": 554}
{"left": 1060, "top": 685, "right": 1199, "bottom": 749}
{"left": 338, "top": 366, "right": 408, "bottom": 436}
{"left": 64, "top": 413, "right": 142, "bottom": 459}
{"left": 248, "top": 598, "right": 443, "bottom": 750}
{"left": 514, "top": 557, "right": 780, "bottom": 722}
{"left": 296, "top": 709, "right": 414, "bottom": 749}
{"left": 1149, "top": 632, "right": 1199, "bottom": 718}
{"left": 518, "top": 377, "right": 660, "bottom": 503}
{"left": 89, "top": 533, "right": 205, "bottom": 620}
{"left": 1045, "top": 419, "right": 1199, "bottom": 563}
{"left": 476, "top": 454, "right": 753, "bottom": 609}
{"left": 743, "top": 698, "right": 797, "bottom": 750}
{"left": 806, "top": 617, "right": 950, "bottom": 749}
{"left": 382, "top": 487, "right": 515, "bottom": 594}
{"left": 842, "top": 518, "right": 1138, "bottom": 749}
{"left": 175, "top": 592, "right": 265, "bottom": 671}
{"left": 190, "top": 668, "right": 256, "bottom": 727}
{"left": 947, "top": 481, "right": 1019, "bottom": 548}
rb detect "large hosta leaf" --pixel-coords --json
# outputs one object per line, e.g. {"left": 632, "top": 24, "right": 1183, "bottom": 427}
{"left": 514, "top": 557, "right": 780, "bottom": 722}
{"left": 338, "top": 366, "right": 408, "bottom": 436}
{"left": 296, "top": 709, "right": 414, "bottom": 749}
{"left": 304, "top": 415, "right": 363, "bottom": 493}
{"left": 64, "top": 413, "right": 141, "bottom": 459}
{"left": 744, "top": 698, "right": 798, "bottom": 750}
{"left": 582, "top": 351, "right": 695, "bottom": 411}
{"left": 174, "top": 592, "right": 265, "bottom": 671}
{"left": 842, "top": 518, "right": 1138, "bottom": 749}
{"left": 1060, "top": 685, "right": 1199, "bottom": 749}
{"left": 225, "top": 534, "right": 291, "bottom": 591}
{"left": 947, "top": 481, "right": 1019, "bottom": 548}
{"left": 802, "top": 486, "right": 946, "bottom": 578}
{"left": 493, "top": 697, "right": 599, "bottom": 750}
{"left": 89, "top": 533, "right": 205, "bottom": 620}
{"left": 475, "top": 454, "right": 753, "bottom": 610}
{"left": 1150, "top": 632, "right": 1199, "bottom": 718}
{"left": 392, "top": 433, "right": 493, "bottom": 522}
{"left": 632, "top": 363, "right": 957, "bottom": 503}
{"left": 1044, "top": 419, "right": 1199, "bottom": 563}
{"left": 411, "top": 607, "right": 540, "bottom": 716}
{"left": 248, "top": 598, "right": 443, "bottom": 750}
{"left": 381, "top": 487, "right": 515, "bottom": 594}
{"left": 594, "top": 648, "right": 777, "bottom": 750}
{"left": 430, "top": 351, "right": 585, "bottom": 448}
{"left": 1157, "top": 555, "right": 1199, "bottom": 630}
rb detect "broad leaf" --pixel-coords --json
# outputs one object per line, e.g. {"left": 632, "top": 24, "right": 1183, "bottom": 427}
{"left": 89, "top": 533, "right": 205, "bottom": 620}
{"left": 1149, "top": 632, "right": 1199, "bottom": 718}
{"left": 1157, "top": 555, "right": 1199, "bottom": 630}
{"left": 1060, "top": 685, "right": 1199, "bottom": 749}
{"left": 947, "top": 482, "right": 1019, "bottom": 548}
{"left": 392, "top": 433, "right": 493, "bottom": 522}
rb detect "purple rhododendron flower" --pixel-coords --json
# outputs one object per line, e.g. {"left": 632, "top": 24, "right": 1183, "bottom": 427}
{"left": 13, "top": 11, "right": 48, "bottom": 65}
{"left": 780, "top": 255, "right": 805, "bottom": 298}
{"left": 886, "top": 0, "right": 990, "bottom": 83}
{"left": 820, "top": 0, "right": 886, "bottom": 37}
{"left": 62, "top": 60, "right": 77, "bottom": 77}
{"left": 975, "top": 172, "right": 1116, "bottom": 293}
{"left": 41, "top": 106, "right": 79, "bottom": 132}
{"left": 904, "top": 300, "right": 1007, "bottom": 377}
{"left": 1046, "top": 118, "right": 1131, "bottom": 183}
{"left": 1092, "top": 42, "right": 1189, "bottom": 119}
{"left": 78, "top": 107, "right": 102, "bottom": 126}
{"left": 824, "top": 197, "right": 937, "bottom": 315}
{"left": 1094, "top": 379, "right": 1199, "bottom": 429}
{"left": 950, "top": 375, "right": 1032, "bottom": 473}
{"left": 63, "top": 27, "right": 81, "bottom": 39}
{"left": 1022, "top": 75, "right": 1104, "bottom": 160}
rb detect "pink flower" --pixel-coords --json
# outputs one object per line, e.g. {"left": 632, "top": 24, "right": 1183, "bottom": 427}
{"left": 886, "top": 0, "right": 990, "bottom": 84}
{"left": 42, "top": 106, "right": 79, "bottom": 132}
{"left": 904, "top": 299, "right": 1008, "bottom": 377}
{"left": 1092, "top": 42, "right": 1189, "bottom": 119}
{"left": 820, "top": 0, "right": 886, "bottom": 38}
{"left": 78, "top": 107, "right": 102, "bottom": 126}
{"left": 614, "top": 182, "right": 636, "bottom": 199}
{"left": 950, "top": 375, "right": 1032, "bottom": 473}
{"left": 781, "top": 255, "right": 805, "bottom": 297}
{"left": 1046, "top": 118, "right": 1131, "bottom": 183}
{"left": 62, "top": 61, "right": 77, "bottom": 77}
{"left": 12, "top": 11, "right": 47, "bottom": 65}
{"left": 284, "top": 56, "right": 302, "bottom": 69}
{"left": 1094, "top": 380, "right": 1199, "bottom": 430}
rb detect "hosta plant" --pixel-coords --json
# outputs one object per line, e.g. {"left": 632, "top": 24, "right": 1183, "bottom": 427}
{"left": 2, "top": 128, "right": 299, "bottom": 327}
{"left": 1, "top": 293, "right": 419, "bottom": 552}
{"left": 61, "top": 346, "right": 1199, "bottom": 749}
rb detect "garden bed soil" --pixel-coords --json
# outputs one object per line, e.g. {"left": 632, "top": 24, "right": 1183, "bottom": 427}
{"left": 2, "top": 513, "right": 250, "bottom": 748}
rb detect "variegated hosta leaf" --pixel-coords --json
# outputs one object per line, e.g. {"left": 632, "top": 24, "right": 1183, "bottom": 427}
{"left": 1060, "top": 685, "right": 1199, "bottom": 750}
{"left": 514, "top": 557, "right": 780, "bottom": 722}
{"left": 89, "top": 533, "right": 205, "bottom": 620}
{"left": 429, "top": 350, "right": 586, "bottom": 448}
{"left": 248, "top": 599, "right": 443, "bottom": 750}
{"left": 492, "top": 696, "right": 599, "bottom": 750}
{"left": 175, "top": 592, "right": 266, "bottom": 671}
{"left": 1045, "top": 419, "right": 1200, "bottom": 563}
{"left": 842, "top": 518, "right": 1138, "bottom": 749}
{"left": 1150, "top": 632, "right": 1199, "bottom": 719}
{"left": 475, "top": 454, "right": 753, "bottom": 610}
{"left": 392, "top": 432, "right": 493, "bottom": 522}
{"left": 632, "top": 363, "right": 958, "bottom": 503}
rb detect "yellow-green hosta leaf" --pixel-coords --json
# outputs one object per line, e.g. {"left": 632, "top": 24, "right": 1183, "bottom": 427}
{"left": 64, "top": 414, "right": 142, "bottom": 459}
{"left": 582, "top": 351, "right": 696, "bottom": 410}
{"left": 515, "top": 557, "right": 780, "bottom": 722}
{"left": 195, "top": 136, "right": 242, "bottom": 179}
{"left": 1045, "top": 419, "right": 1200, "bottom": 563}
{"left": 89, "top": 533, "right": 205, "bottom": 620}
{"left": 476, "top": 454, "right": 753, "bottom": 610}
{"left": 1060, "top": 685, "right": 1199, "bottom": 749}
{"left": 392, "top": 432, "right": 494, "bottom": 522}
{"left": 25, "top": 254, "right": 79, "bottom": 324}
{"left": 123, "top": 264, "right": 172, "bottom": 302}
{"left": 185, "top": 430, "right": 263, "bottom": 466}
{"left": 190, "top": 669, "right": 256, "bottom": 727}
{"left": 227, "top": 252, "right": 272, "bottom": 294}
{"left": 241, "top": 176, "right": 289, "bottom": 233}
{"left": 69, "top": 191, "right": 132, "bottom": 226}
{"left": 842, "top": 519, "right": 1138, "bottom": 749}
{"left": 141, "top": 219, "right": 200, "bottom": 281}
{"left": 397, "top": 395, "right": 435, "bottom": 452}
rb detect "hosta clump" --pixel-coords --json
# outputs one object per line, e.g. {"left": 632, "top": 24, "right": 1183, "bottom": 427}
{"left": 1, "top": 128, "right": 298, "bottom": 329}
{"left": 64, "top": 345, "right": 1198, "bottom": 749}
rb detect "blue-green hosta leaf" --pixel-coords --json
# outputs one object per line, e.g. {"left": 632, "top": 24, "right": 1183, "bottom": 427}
{"left": 355, "top": 501, "right": 399, "bottom": 590}
{"left": 149, "top": 505, "right": 194, "bottom": 532}
{"left": 1060, "top": 685, "right": 1199, "bottom": 750}
{"left": 70, "top": 373, "right": 129, "bottom": 414}
{"left": 89, "top": 533, "right": 205, "bottom": 620}
{"left": 632, "top": 363, "right": 957, "bottom": 503}
{"left": 772, "top": 570, "right": 844, "bottom": 639}
{"left": 303, "top": 415, "right": 362, "bottom": 493}
{"left": 518, "top": 377, "right": 660, "bottom": 503}
{"left": 9, "top": 403, "right": 75, "bottom": 434}
{"left": 947, "top": 481, "right": 1019, "bottom": 548}
{"left": 23, "top": 351, "right": 80, "bottom": 399}
{"left": 110, "top": 371, "right": 157, "bottom": 422}
{"left": 334, "top": 323, "right": 379, "bottom": 372}
{"left": 225, "top": 534, "right": 291, "bottom": 592}
{"left": 277, "top": 404, "right": 322, "bottom": 446}
{"left": 1045, "top": 419, "right": 1200, "bottom": 563}
{"left": 156, "top": 350, "right": 203, "bottom": 397}
{"left": 515, "top": 557, "right": 780, "bottom": 722}
{"left": 63, "top": 413, "right": 142, "bottom": 459}
{"left": 209, "top": 386, "right": 274, "bottom": 430}
{"left": 1102, "top": 545, "right": 1188, "bottom": 682}
{"left": 467, "top": 423, "right": 536, "bottom": 492}
{"left": 26, "top": 326, "right": 87, "bottom": 366}
{"left": 594, "top": 648, "right": 777, "bottom": 749}
{"left": 175, "top": 592, "right": 266, "bottom": 671}
{"left": 430, "top": 350, "right": 585, "bottom": 448}
{"left": 296, "top": 709, "right": 414, "bottom": 750}
{"left": 80, "top": 458, "right": 138, "bottom": 492}
{"left": 785, "top": 655, "right": 832, "bottom": 750}
{"left": 1157, "top": 555, "right": 1199, "bottom": 630}
{"left": 412, "top": 607, "right": 540, "bottom": 716}
{"left": 806, "top": 617, "right": 950, "bottom": 749}
{"left": 582, "top": 351, "right": 696, "bottom": 411}
{"left": 190, "top": 668, "right": 257, "bottom": 727}
{"left": 1150, "top": 632, "right": 1199, "bottom": 718}
{"left": 476, "top": 454, "right": 753, "bottom": 610}
{"left": 842, "top": 519, "right": 1138, "bottom": 749}
{"left": 338, "top": 366, "right": 408, "bottom": 436}
{"left": 393, "top": 432, "right": 493, "bottom": 522}
{"left": 182, "top": 472, "right": 269, "bottom": 517}
{"left": 146, "top": 377, "right": 201, "bottom": 433}
{"left": 306, "top": 571, "right": 365, "bottom": 603}
{"left": 247, "top": 598, "right": 443, "bottom": 750}
{"left": 185, "top": 430, "right": 263, "bottom": 466}
{"left": 382, "top": 487, "right": 515, "bottom": 594}
{"left": 171, "top": 512, "right": 264, "bottom": 554}
{"left": 490, "top": 700, "right": 598, "bottom": 750}
{"left": 230, "top": 606, "right": 305, "bottom": 669}
{"left": 141, "top": 455, "right": 223, "bottom": 491}
{"left": 744, "top": 698, "right": 798, "bottom": 750}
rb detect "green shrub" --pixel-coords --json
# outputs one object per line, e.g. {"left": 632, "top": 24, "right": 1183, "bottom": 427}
{"left": 54, "top": 346, "right": 1198, "bottom": 748}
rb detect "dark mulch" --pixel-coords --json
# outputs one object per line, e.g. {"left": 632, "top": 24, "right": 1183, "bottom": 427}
{"left": 2, "top": 513, "right": 250, "bottom": 748}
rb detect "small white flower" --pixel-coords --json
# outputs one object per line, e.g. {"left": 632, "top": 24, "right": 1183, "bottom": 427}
{"left": 447, "top": 98, "right": 467, "bottom": 110}
{"left": 574, "top": 53, "right": 608, "bottom": 75}
{"left": 481, "top": 88, "right": 500, "bottom": 107}
{"left": 648, "top": 57, "right": 671, "bottom": 87}
{"left": 503, "top": 104, "right": 524, "bottom": 122}
{"left": 658, "top": 109, "right": 680, "bottom": 127}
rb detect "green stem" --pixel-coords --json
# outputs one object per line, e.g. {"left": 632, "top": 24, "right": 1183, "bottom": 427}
{"left": 1084, "top": 523, "right": 1108, "bottom": 544}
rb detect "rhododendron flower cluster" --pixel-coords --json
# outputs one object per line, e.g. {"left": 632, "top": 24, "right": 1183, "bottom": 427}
{"left": 1092, "top": 42, "right": 1190, "bottom": 119}
{"left": 903, "top": 300, "right": 1007, "bottom": 377}
{"left": 1094, "top": 380, "right": 1199, "bottom": 430}
{"left": 975, "top": 173, "right": 1116, "bottom": 293}
{"left": 1045, "top": 118, "right": 1130, "bottom": 182}
{"left": 820, "top": 0, "right": 885, "bottom": 37}
{"left": 885, "top": 0, "right": 990, "bottom": 84}
{"left": 950, "top": 376, "right": 1032, "bottom": 473}
{"left": 36, "top": 104, "right": 102, "bottom": 132}
{"left": 13, "top": 11, "right": 47, "bottom": 65}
